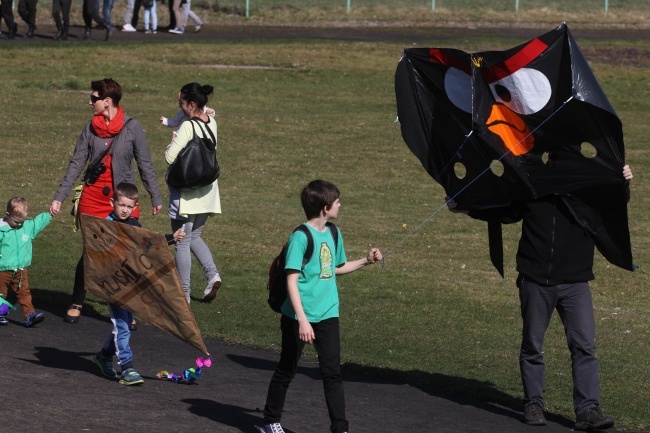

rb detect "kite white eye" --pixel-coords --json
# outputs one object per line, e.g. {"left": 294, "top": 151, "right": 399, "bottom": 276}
{"left": 489, "top": 68, "right": 551, "bottom": 115}
{"left": 444, "top": 67, "right": 473, "bottom": 113}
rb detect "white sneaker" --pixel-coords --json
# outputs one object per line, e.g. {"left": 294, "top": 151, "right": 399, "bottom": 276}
{"left": 122, "top": 23, "right": 136, "bottom": 32}
{"left": 202, "top": 274, "right": 221, "bottom": 302}
{"left": 195, "top": 23, "right": 202, "bottom": 32}
{"left": 168, "top": 27, "right": 183, "bottom": 34}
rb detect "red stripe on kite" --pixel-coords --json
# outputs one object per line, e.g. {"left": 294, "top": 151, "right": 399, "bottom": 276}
{"left": 481, "top": 38, "right": 548, "bottom": 83}
{"left": 429, "top": 48, "right": 471, "bottom": 75}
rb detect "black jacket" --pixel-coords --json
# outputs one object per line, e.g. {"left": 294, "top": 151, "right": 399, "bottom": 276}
{"left": 470, "top": 196, "right": 596, "bottom": 285}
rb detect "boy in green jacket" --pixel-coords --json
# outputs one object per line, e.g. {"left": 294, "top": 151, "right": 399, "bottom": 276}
{"left": 0, "top": 197, "right": 51, "bottom": 327}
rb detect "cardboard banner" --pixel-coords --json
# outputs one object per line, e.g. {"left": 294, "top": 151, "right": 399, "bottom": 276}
{"left": 80, "top": 214, "right": 209, "bottom": 356}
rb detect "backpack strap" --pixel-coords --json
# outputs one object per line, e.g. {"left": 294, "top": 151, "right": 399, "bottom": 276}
{"left": 293, "top": 225, "right": 313, "bottom": 268}
{"left": 293, "top": 222, "right": 339, "bottom": 268}
{"left": 325, "top": 222, "right": 339, "bottom": 254}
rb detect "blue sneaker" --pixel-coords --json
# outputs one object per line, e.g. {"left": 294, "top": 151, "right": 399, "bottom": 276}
{"left": 0, "top": 315, "right": 8, "bottom": 325}
{"left": 119, "top": 368, "right": 144, "bottom": 386}
{"left": 94, "top": 352, "right": 118, "bottom": 378}
{"left": 25, "top": 312, "right": 44, "bottom": 327}
{"left": 259, "top": 423, "right": 285, "bottom": 433}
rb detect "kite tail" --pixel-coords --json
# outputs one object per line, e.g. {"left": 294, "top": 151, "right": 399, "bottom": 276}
{"left": 156, "top": 356, "right": 212, "bottom": 384}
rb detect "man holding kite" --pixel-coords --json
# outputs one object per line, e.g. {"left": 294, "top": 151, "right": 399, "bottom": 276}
{"left": 395, "top": 23, "right": 636, "bottom": 430}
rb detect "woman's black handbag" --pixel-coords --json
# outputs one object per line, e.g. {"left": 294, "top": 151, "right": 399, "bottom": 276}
{"left": 166, "top": 119, "right": 219, "bottom": 189}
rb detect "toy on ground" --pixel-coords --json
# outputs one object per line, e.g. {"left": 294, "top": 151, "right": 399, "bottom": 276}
{"left": 156, "top": 357, "right": 212, "bottom": 384}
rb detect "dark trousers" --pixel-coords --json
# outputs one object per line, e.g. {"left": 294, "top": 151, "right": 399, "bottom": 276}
{"left": 0, "top": 0, "right": 15, "bottom": 32}
{"left": 518, "top": 276, "right": 601, "bottom": 414}
{"left": 51, "top": 0, "right": 72, "bottom": 29}
{"left": 263, "top": 315, "right": 348, "bottom": 433}
{"left": 72, "top": 256, "right": 87, "bottom": 305}
{"left": 131, "top": 0, "right": 142, "bottom": 27}
{"left": 18, "top": 0, "right": 37, "bottom": 27}
{"left": 167, "top": 0, "right": 175, "bottom": 28}
{"left": 82, "top": 0, "right": 104, "bottom": 28}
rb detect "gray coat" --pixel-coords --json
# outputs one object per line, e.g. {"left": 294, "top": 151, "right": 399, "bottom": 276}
{"left": 54, "top": 115, "right": 163, "bottom": 207}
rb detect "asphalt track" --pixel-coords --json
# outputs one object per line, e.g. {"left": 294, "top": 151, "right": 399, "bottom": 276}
{"left": 2, "top": 22, "right": 645, "bottom": 433}
{"left": 1, "top": 301, "right": 628, "bottom": 433}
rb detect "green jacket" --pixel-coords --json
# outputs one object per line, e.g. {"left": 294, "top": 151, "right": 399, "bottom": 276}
{"left": 0, "top": 213, "right": 52, "bottom": 271}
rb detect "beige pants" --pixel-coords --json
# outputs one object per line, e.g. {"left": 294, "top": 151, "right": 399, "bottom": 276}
{"left": 172, "top": 0, "right": 183, "bottom": 30}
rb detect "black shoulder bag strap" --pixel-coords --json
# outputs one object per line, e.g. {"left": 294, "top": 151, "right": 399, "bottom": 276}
{"left": 191, "top": 118, "right": 216, "bottom": 149}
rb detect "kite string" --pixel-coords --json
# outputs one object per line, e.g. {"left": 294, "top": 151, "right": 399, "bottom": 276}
{"left": 435, "top": 130, "right": 473, "bottom": 182}
{"left": 379, "top": 116, "right": 443, "bottom": 242}
{"left": 382, "top": 95, "right": 574, "bottom": 259}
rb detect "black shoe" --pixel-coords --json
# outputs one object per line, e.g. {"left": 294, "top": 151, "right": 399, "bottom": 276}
{"left": 24, "top": 25, "right": 35, "bottom": 38}
{"left": 129, "top": 319, "right": 138, "bottom": 331}
{"left": 54, "top": 28, "right": 63, "bottom": 40}
{"left": 63, "top": 304, "right": 82, "bottom": 324}
{"left": 5, "top": 23, "right": 16, "bottom": 40}
{"left": 105, "top": 24, "right": 113, "bottom": 41}
{"left": 83, "top": 29, "right": 91, "bottom": 39}
{"left": 524, "top": 401, "right": 546, "bottom": 426}
{"left": 575, "top": 407, "right": 615, "bottom": 431}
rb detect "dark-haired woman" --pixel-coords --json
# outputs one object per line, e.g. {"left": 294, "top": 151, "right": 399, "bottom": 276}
{"left": 165, "top": 83, "right": 221, "bottom": 304}
{"left": 50, "top": 78, "right": 163, "bottom": 324}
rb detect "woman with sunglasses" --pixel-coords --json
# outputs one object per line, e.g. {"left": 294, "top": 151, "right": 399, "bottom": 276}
{"left": 49, "top": 78, "right": 163, "bottom": 325}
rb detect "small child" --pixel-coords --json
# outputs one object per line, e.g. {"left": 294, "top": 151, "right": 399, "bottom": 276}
{"left": 0, "top": 197, "right": 51, "bottom": 327}
{"left": 143, "top": 0, "right": 157, "bottom": 33}
{"left": 160, "top": 93, "right": 215, "bottom": 128}
{"left": 260, "top": 180, "right": 382, "bottom": 433}
{"left": 93, "top": 183, "right": 185, "bottom": 385}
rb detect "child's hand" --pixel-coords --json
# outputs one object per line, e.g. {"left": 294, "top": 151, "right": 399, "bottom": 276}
{"left": 173, "top": 227, "right": 186, "bottom": 242}
{"left": 298, "top": 319, "right": 315, "bottom": 344}
{"left": 160, "top": 116, "right": 169, "bottom": 126}
{"left": 205, "top": 107, "right": 215, "bottom": 117}
{"left": 366, "top": 248, "right": 382, "bottom": 264}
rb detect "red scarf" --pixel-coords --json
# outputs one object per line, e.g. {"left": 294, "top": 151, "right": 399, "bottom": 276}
{"left": 92, "top": 105, "right": 126, "bottom": 138}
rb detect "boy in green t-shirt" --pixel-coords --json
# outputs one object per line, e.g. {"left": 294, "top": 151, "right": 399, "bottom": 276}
{"left": 260, "top": 180, "right": 382, "bottom": 433}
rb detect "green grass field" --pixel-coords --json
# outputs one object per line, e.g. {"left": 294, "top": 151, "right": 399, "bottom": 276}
{"left": 0, "top": 15, "right": 648, "bottom": 432}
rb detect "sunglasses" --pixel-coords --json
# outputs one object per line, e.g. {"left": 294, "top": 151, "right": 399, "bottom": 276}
{"left": 90, "top": 94, "right": 104, "bottom": 103}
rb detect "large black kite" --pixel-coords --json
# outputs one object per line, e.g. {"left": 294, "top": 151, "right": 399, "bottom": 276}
{"left": 395, "top": 22, "right": 634, "bottom": 273}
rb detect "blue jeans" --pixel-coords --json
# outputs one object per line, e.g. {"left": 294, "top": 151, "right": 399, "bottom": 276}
{"left": 263, "top": 316, "right": 348, "bottom": 433}
{"left": 518, "top": 276, "right": 600, "bottom": 414}
{"left": 102, "top": 303, "right": 134, "bottom": 371}
{"left": 102, "top": 0, "right": 114, "bottom": 24}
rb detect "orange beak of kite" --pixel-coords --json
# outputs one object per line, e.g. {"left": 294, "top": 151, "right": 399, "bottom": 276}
{"left": 486, "top": 103, "right": 534, "bottom": 156}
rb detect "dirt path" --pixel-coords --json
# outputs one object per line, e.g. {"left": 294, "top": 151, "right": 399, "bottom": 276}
{"left": 4, "top": 23, "right": 650, "bottom": 44}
